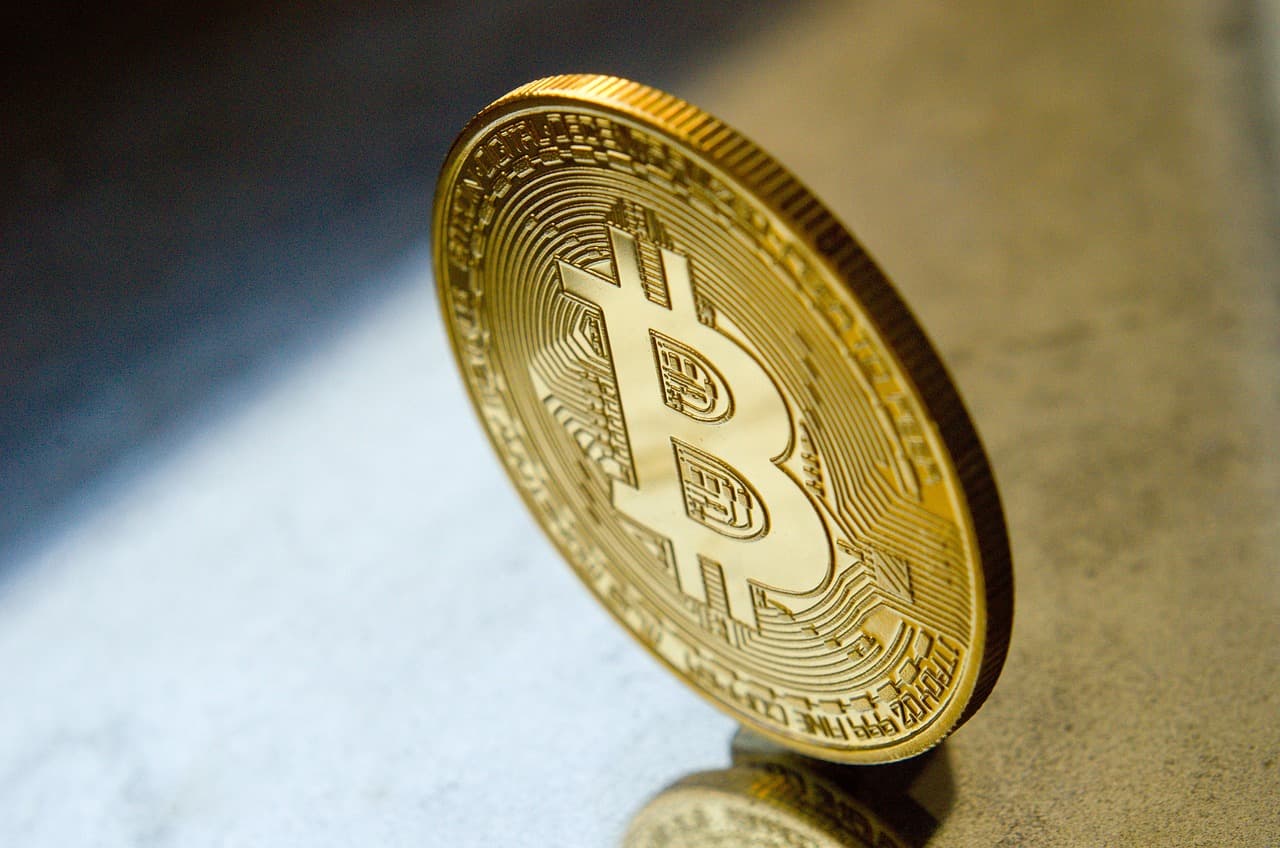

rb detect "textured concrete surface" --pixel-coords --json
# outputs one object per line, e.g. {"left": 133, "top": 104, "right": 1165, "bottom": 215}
{"left": 2, "top": 1, "right": 1278, "bottom": 845}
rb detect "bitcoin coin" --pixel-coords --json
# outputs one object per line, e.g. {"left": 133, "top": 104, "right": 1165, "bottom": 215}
{"left": 433, "top": 75, "right": 1012, "bottom": 762}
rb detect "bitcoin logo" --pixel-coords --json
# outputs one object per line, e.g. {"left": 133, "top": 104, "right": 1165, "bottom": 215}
{"left": 557, "top": 225, "right": 832, "bottom": 628}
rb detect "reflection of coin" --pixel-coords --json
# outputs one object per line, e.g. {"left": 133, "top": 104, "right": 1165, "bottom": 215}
{"left": 625, "top": 729, "right": 944, "bottom": 847}
{"left": 433, "top": 75, "right": 1012, "bottom": 762}
{"left": 622, "top": 765, "right": 925, "bottom": 848}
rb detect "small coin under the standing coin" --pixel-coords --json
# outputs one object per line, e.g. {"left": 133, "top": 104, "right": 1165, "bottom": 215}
{"left": 432, "top": 75, "right": 1013, "bottom": 763}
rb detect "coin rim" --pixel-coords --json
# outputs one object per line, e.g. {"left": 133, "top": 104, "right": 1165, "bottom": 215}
{"left": 431, "top": 74, "right": 1013, "bottom": 763}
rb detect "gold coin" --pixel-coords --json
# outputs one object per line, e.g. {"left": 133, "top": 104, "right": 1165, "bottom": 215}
{"left": 433, "top": 75, "right": 1012, "bottom": 762}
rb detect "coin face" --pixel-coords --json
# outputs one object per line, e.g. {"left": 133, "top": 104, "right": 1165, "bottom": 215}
{"left": 433, "top": 75, "right": 1012, "bottom": 762}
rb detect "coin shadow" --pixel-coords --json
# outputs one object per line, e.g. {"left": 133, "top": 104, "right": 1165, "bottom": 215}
{"left": 623, "top": 727, "right": 955, "bottom": 847}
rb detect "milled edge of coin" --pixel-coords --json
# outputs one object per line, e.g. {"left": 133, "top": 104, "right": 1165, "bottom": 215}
{"left": 431, "top": 74, "right": 1013, "bottom": 761}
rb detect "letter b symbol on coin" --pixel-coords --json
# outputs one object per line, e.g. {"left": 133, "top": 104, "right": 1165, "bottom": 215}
{"left": 559, "top": 225, "right": 831, "bottom": 627}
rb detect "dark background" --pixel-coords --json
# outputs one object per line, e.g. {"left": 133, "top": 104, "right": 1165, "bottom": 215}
{"left": 0, "top": 1, "right": 790, "bottom": 570}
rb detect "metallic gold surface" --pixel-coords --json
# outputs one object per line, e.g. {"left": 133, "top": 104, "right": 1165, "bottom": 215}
{"left": 432, "top": 75, "right": 1012, "bottom": 762}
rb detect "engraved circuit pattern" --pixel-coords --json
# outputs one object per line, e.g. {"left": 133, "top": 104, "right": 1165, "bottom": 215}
{"left": 433, "top": 76, "right": 1012, "bottom": 762}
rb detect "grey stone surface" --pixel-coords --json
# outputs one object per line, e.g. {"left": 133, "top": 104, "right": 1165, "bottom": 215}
{"left": 2, "top": 1, "right": 1278, "bottom": 845}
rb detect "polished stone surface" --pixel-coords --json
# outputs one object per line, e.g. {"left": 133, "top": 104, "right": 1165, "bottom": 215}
{"left": 2, "top": 1, "right": 1277, "bottom": 844}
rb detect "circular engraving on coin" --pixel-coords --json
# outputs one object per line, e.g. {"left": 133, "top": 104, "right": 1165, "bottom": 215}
{"left": 433, "top": 75, "right": 1013, "bottom": 762}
